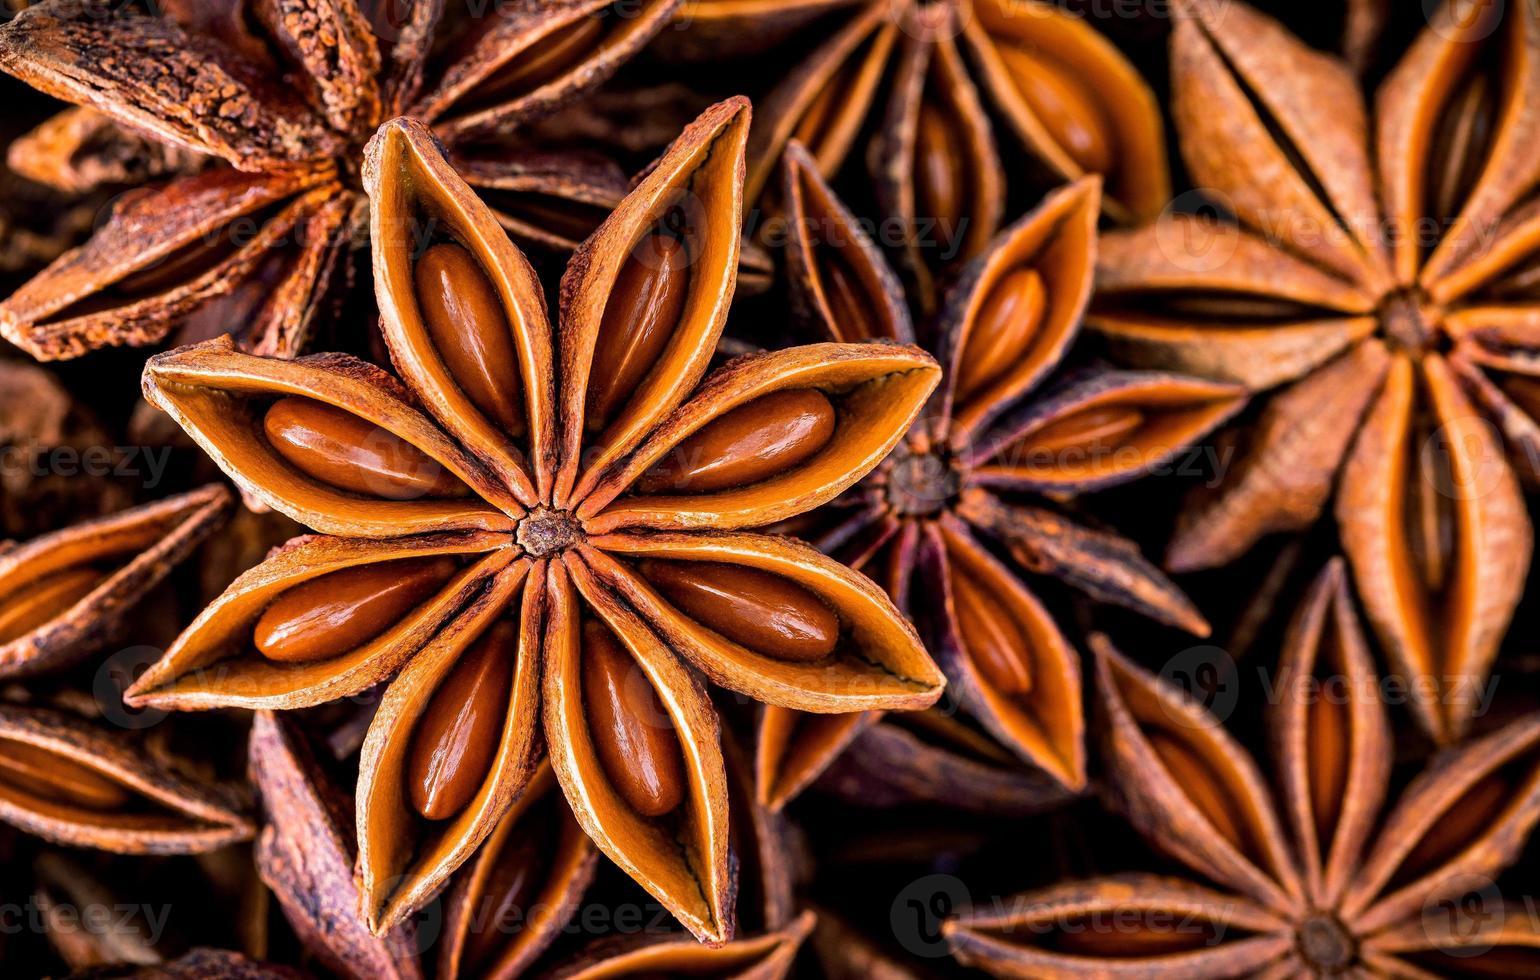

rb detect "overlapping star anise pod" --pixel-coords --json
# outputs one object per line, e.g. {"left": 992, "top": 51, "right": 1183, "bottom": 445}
{"left": 946, "top": 559, "right": 1540, "bottom": 978}
{"left": 753, "top": 144, "right": 1245, "bottom": 809}
{"left": 124, "top": 100, "right": 944, "bottom": 943}
{"left": 0, "top": 0, "right": 682, "bottom": 360}
{"left": 1090, "top": 0, "right": 1540, "bottom": 746}
{"left": 731, "top": 0, "right": 1169, "bottom": 310}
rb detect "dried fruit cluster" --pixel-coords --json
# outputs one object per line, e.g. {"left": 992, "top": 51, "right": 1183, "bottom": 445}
{"left": 0, "top": 0, "right": 1537, "bottom": 977}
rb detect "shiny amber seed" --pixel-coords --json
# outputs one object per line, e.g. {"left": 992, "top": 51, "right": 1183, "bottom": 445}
{"left": 1396, "top": 772, "right": 1510, "bottom": 880}
{"left": 915, "top": 100, "right": 968, "bottom": 239}
{"left": 0, "top": 567, "right": 99, "bottom": 644}
{"left": 637, "top": 388, "right": 836, "bottom": 493}
{"left": 406, "top": 621, "right": 517, "bottom": 820}
{"left": 582, "top": 620, "right": 685, "bottom": 818}
{"left": 264, "top": 397, "right": 470, "bottom": 500}
{"left": 1307, "top": 680, "right": 1350, "bottom": 842}
{"left": 586, "top": 231, "right": 690, "bottom": 430}
{"left": 996, "top": 45, "right": 1113, "bottom": 176}
{"left": 955, "top": 267, "right": 1046, "bottom": 402}
{"left": 253, "top": 556, "right": 459, "bottom": 664}
{"left": 0, "top": 739, "right": 132, "bottom": 810}
{"left": 414, "top": 242, "right": 524, "bottom": 435}
{"left": 951, "top": 568, "right": 1032, "bottom": 695}
{"left": 638, "top": 559, "right": 839, "bottom": 663}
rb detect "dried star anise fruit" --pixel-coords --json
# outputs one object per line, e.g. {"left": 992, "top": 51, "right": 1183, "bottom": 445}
{"left": 1091, "top": 0, "right": 1540, "bottom": 745}
{"left": 125, "top": 100, "right": 943, "bottom": 944}
{"left": 0, "top": 0, "right": 681, "bottom": 360}
{"left": 946, "top": 559, "right": 1540, "bottom": 978}
{"left": 0, "top": 703, "right": 254, "bottom": 854}
{"left": 735, "top": 0, "right": 1169, "bottom": 309}
{"left": 0, "top": 484, "right": 230, "bottom": 678}
{"left": 754, "top": 145, "right": 1244, "bottom": 808}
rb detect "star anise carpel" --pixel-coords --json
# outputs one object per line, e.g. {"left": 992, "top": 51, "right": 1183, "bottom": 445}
{"left": 123, "top": 99, "right": 944, "bottom": 945}
{"left": 753, "top": 143, "right": 1246, "bottom": 810}
{"left": 0, "top": 0, "right": 680, "bottom": 360}
{"left": 945, "top": 559, "right": 1540, "bottom": 978}
{"left": 1090, "top": 0, "right": 1540, "bottom": 746}
{"left": 736, "top": 0, "right": 1170, "bottom": 311}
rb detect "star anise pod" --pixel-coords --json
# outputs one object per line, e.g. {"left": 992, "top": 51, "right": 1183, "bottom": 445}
{"left": 0, "top": 0, "right": 681, "bottom": 360}
{"left": 0, "top": 703, "right": 254, "bottom": 854}
{"left": 0, "top": 484, "right": 230, "bottom": 678}
{"left": 738, "top": 0, "right": 1170, "bottom": 309}
{"left": 1090, "top": 0, "right": 1539, "bottom": 745}
{"left": 754, "top": 145, "right": 1244, "bottom": 809}
{"left": 124, "top": 100, "right": 944, "bottom": 943}
{"left": 945, "top": 559, "right": 1540, "bottom": 978}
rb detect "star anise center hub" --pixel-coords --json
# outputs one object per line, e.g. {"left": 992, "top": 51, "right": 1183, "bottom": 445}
{"left": 886, "top": 448, "right": 961, "bottom": 516}
{"left": 515, "top": 506, "right": 584, "bottom": 557}
{"left": 1296, "top": 911, "right": 1357, "bottom": 972}
{"left": 1378, "top": 288, "right": 1445, "bottom": 357}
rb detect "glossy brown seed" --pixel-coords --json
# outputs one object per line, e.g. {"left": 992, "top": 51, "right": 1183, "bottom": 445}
{"left": 996, "top": 44, "right": 1113, "bottom": 175}
{"left": 0, "top": 568, "right": 99, "bottom": 644}
{"left": 638, "top": 559, "right": 839, "bottom": 662}
{"left": 474, "top": 14, "right": 607, "bottom": 105}
{"left": 407, "top": 621, "right": 517, "bottom": 820}
{"left": 637, "top": 388, "right": 836, "bottom": 493}
{"left": 1307, "top": 680, "right": 1350, "bottom": 843}
{"left": 463, "top": 799, "right": 556, "bottom": 971}
{"left": 914, "top": 100, "right": 967, "bottom": 239}
{"left": 414, "top": 242, "right": 524, "bottom": 435}
{"left": 581, "top": 620, "right": 685, "bottom": 818}
{"left": 955, "top": 267, "right": 1046, "bottom": 402}
{"left": 0, "top": 739, "right": 132, "bottom": 810}
{"left": 587, "top": 231, "right": 690, "bottom": 430}
{"left": 951, "top": 568, "right": 1032, "bottom": 694}
{"left": 264, "top": 397, "right": 470, "bottom": 500}
{"left": 1145, "top": 729, "right": 1255, "bottom": 861}
{"left": 253, "top": 556, "right": 459, "bottom": 664}
{"left": 1021, "top": 406, "right": 1144, "bottom": 457}
{"left": 1051, "top": 913, "right": 1219, "bottom": 956}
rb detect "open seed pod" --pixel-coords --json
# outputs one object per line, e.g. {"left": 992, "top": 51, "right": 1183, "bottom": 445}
{"left": 948, "top": 565, "right": 1540, "bottom": 978}
{"left": 546, "top": 909, "right": 816, "bottom": 979}
{"left": 128, "top": 100, "right": 943, "bottom": 944}
{"left": 0, "top": 166, "right": 344, "bottom": 360}
{"left": 437, "top": 762, "right": 597, "bottom": 980}
{"left": 0, "top": 484, "right": 230, "bottom": 679}
{"left": 0, "top": 0, "right": 675, "bottom": 362}
{"left": 744, "top": 0, "right": 1167, "bottom": 310}
{"left": 405, "top": 0, "right": 683, "bottom": 142}
{"left": 0, "top": 705, "right": 253, "bottom": 854}
{"left": 763, "top": 169, "right": 1229, "bottom": 808}
{"left": 657, "top": 0, "right": 863, "bottom": 61}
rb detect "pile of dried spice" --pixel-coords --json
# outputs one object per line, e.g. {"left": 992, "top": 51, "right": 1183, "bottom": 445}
{"left": 0, "top": 0, "right": 1537, "bottom": 977}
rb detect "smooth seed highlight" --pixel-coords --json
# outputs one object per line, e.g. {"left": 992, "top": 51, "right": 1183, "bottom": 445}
{"left": 414, "top": 242, "right": 524, "bottom": 435}
{"left": 406, "top": 621, "right": 518, "bottom": 820}
{"left": 951, "top": 568, "right": 1033, "bottom": 695}
{"left": 587, "top": 231, "right": 690, "bottom": 431}
{"left": 264, "top": 397, "right": 470, "bottom": 500}
{"left": 639, "top": 559, "right": 839, "bottom": 663}
{"left": 253, "top": 556, "right": 459, "bottom": 664}
{"left": 955, "top": 267, "right": 1045, "bottom": 402}
{"left": 581, "top": 620, "right": 685, "bottom": 818}
{"left": 0, "top": 568, "right": 99, "bottom": 644}
{"left": 997, "top": 45, "right": 1113, "bottom": 175}
{"left": 638, "top": 388, "right": 836, "bottom": 493}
